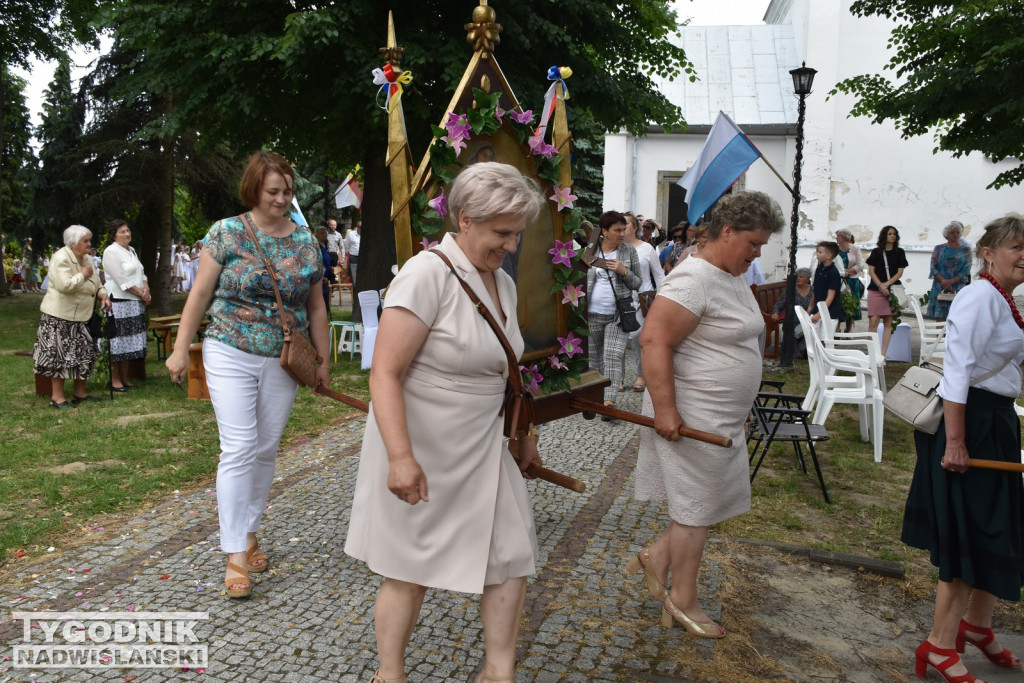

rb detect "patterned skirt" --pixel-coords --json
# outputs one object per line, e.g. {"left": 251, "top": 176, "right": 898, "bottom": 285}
{"left": 109, "top": 298, "right": 148, "bottom": 362}
{"left": 33, "top": 313, "right": 99, "bottom": 380}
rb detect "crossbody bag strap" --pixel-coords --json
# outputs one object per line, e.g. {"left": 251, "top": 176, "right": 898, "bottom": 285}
{"left": 972, "top": 359, "right": 1014, "bottom": 386}
{"left": 429, "top": 248, "right": 535, "bottom": 432}
{"left": 429, "top": 248, "right": 519, "bottom": 380}
{"left": 240, "top": 212, "right": 293, "bottom": 335}
{"left": 922, "top": 327, "right": 1012, "bottom": 385}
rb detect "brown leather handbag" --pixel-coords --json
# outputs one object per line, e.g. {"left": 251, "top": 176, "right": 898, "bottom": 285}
{"left": 241, "top": 213, "right": 322, "bottom": 388}
{"left": 430, "top": 249, "right": 536, "bottom": 439}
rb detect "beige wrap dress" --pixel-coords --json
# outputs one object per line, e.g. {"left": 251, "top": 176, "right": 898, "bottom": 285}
{"left": 344, "top": 233, "right": 537, "bottom": 594}
{"left": 635, "top": 257, "right": 763, "bottom": 526}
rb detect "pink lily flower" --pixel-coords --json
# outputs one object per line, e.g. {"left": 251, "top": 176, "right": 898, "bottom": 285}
{"left": 528, "top": 135, "right": 558, "bottom": 158}
{"left": 550, "top": 185, "right": 578, "bottom": 211}
{"left": 427, "top": 188, "right": 448, "bottom": 217}
{"left": 510, "top": 109, "right": 533, "bottom": 124}
{"left": 561, "top": 284, "right": 585, "bottom": 307}
{"left": 548, "top": 240, "right": 578, "bottom": 267}
{"left": 558, "top": 331, "right": 583, "bottom": 358}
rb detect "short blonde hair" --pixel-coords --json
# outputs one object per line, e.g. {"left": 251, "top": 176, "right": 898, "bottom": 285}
{"left": 448, "top": 162, "right": 543, "bottom": 227}
{"left": 64, "top": 225, "right": 92, "bottom": 247}
{"left": 977, "top": 214, "right": 1024, "bottom": 270}
{"left": 238, "top": 151, "right": 294, "bottom": 208}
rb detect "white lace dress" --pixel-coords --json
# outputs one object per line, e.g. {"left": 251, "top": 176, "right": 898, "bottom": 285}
{"left": 635, "top": 257, "right": 764, "bottom": 526}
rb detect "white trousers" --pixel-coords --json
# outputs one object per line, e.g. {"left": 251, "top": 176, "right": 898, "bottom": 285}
{"left": 203, "top": 339, "right": 297, "bottom": 553}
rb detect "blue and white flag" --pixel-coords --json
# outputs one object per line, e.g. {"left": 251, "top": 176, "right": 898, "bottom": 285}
{"left": 677, "top": 111, "right": 762, "bottom": 224}
{"left": 290, "top": 197, "right": 309, "bottom": 227}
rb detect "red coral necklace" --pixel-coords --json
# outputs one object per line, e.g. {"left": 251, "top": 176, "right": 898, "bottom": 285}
{"left": 979, "top": 271, "right": 1024, "bottom": 329}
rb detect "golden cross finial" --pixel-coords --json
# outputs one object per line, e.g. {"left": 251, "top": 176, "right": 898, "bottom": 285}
{"left": 465, "top": 0, "right": 502, "bottom": 59}
{"left": 380, "top": 11, "right": 405, "bottom": 67}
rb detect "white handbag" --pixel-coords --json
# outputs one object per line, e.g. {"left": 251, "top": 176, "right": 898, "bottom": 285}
{"left": 883, "top": 335, "right": 1009, "bottom": 434}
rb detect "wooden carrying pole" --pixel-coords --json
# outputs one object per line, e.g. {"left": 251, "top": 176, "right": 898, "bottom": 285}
{"left": 970, "top": 459, "right": 1024, "bottom": 474}
{"left": 315, "top": 386, "right": 586, "bottom": 493}
{"left": 569, "top": 398, "right": 733, "bottom": 448}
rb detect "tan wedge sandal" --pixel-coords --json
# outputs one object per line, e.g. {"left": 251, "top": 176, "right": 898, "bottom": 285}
{"left": 245, "top": 543, "right": 269, "bottom": 573}
{"left": 369, "top": 670, "right": 407, "bottom": 683}
{"left": 224, "top": 560, "right": 251, "bottom": 599}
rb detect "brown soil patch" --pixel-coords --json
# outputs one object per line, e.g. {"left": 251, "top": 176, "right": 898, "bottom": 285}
{"left": 690, "top": 539, "right": 934, "bottom": 682}
{"left": 113, "top": 411, "right": 180, "bottom": 427}
{"left": 45, "top": 459, "right": 123, "bottom": 475}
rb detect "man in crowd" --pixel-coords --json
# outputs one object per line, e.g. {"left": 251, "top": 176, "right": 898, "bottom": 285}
{"left": 326, "top": 218, "right": 345, "bottom": 272}
{"left": 345, "top": 221, "right": 361, "bottom": 287}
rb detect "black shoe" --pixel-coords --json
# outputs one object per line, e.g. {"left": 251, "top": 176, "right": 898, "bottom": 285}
{"left": 49, "top": 400, "right": 71, "bottom": 409}
{"left": 110, "top": 385, "right": 129, "bottom": 393}
{"left": 71, "top": 395, "right": 103, "bottom": 404}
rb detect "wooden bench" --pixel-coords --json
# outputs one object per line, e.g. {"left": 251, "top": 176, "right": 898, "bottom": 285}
{"left": 752, "top": 280, "right": 787, "bottom": 359}
{"left": 149, "top": 315, "right": 208, "bottom": 360}
{"left": 149, "top": 314, "right": 181, "bottom": 360}
{"left": 187, "top": 342, "right": 210, "bottom": 400}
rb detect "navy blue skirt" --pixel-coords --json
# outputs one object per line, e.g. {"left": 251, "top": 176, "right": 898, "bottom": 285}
{"left": 902, "top": 387, "right": 1024, "bottom": 601}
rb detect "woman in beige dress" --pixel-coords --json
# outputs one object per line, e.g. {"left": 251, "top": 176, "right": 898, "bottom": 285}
{"left": 345, "top": 163, "right": 544, "bottom": 683}
{"left": 630, "top": 191, "right": 784, "bottom": 638}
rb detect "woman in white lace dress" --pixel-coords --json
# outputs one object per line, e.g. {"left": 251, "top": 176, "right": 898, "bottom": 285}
{"left": 629, "top": 191, "right": 784, "bottom": 639}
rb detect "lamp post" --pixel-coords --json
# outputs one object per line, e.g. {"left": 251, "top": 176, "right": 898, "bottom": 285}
{"left": 780, "top": 62, "right": 816, "bottom": 368}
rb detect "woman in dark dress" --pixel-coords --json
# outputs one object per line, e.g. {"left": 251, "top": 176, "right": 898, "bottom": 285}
{"left": 865, "top": 225, "right": 908, "bottom": 357}
{"left": 903, "top": 214, "right": 1024, "bottom": 683}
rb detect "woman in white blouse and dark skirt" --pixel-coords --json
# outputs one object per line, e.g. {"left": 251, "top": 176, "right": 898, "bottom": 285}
{"left": 903, "top": 214, "right": 1024, "bottom": 683}
{"left": 102, "top": 220, "right": 151, "bottom": 391}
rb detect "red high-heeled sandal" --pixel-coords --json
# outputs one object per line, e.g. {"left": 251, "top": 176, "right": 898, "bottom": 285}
{"left": 914, "top": 640, "right": 982, "bottom": 682}
{"left": 956, "top": 619, "right": 1022, "bottom": 670}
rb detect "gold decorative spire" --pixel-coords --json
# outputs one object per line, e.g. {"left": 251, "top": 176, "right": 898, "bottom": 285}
{"left": 465, "top": 0, "right": 502, "bottom": 59}
{"left": 380, "top": 11, "right": 405, "bottom": 67}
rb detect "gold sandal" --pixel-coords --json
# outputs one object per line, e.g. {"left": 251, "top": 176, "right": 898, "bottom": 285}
{"left": 370, "top": 670, "right": 407, "bottom": 683}
{"left": 661, "top": 596, "right": 725, "bottom": 638}
{"left": 224, "top": 560, "right": 252, "bottom": 599}
{"left": 246, "top": 543, "right": 269, "bottom": 573}
{"left": 625, "top": 547, "right": 668, "bottom": 601}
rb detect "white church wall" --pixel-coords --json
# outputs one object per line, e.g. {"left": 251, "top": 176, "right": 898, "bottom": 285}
{"left": 605, "top": 0, "right": 1022, "bottom": 296}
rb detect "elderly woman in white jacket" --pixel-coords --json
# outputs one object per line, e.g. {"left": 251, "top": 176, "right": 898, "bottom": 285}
{"left": 102, "top": 219, "right": 151, "bottom": 391}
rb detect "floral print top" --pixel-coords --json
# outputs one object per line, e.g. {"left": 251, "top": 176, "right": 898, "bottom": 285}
{"left": 202, "top": 215, "right": 324, "bottom": 357}
{"left": 926, "top": 241, "right": 972, "bottom": 319}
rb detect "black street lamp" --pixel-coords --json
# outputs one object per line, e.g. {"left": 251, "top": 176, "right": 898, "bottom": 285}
{"left": 780, "top": 62, "right": 817, "bottom": 368}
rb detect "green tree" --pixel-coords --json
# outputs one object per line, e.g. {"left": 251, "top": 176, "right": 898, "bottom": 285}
{"left": 26, "top": 59, "right": 85, "bottom": 247}
{"left": 74, "top": 43, "right": 240, "bottom": 314}
{"left": 102, "top": 0, "right": 693, "bottom": 304}
{"left": 832, "top": 0, "right": 1024, "bottom": 189}
{"left": 1, "top": 69, "right": 34, "bottom": 237}
{"left": 0, "top": 0, "right": 99, "bottom": 279}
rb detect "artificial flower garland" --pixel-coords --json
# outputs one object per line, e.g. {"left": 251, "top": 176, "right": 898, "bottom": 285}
{"left": 409, "top": 85, "right": 589, "bottom": 396}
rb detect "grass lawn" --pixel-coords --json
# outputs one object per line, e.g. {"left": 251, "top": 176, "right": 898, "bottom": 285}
{"left": 718, "top": 360, "right": 921, "bottom": 564}
{"left": 0, "top": 293, "right": 368, "bottom": 564}
{"left": 2, "top": 288, "right": 1021, "bottom": 609}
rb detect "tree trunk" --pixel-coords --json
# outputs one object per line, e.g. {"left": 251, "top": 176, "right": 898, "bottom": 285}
{"left": 353, "top": 138, "right": 395, "bottom": 324}
{"left": 152, "top": 134, "right": 176, "bottom": 316}
{"left": 0, "top": 58, "right": 9, "bottom": 292}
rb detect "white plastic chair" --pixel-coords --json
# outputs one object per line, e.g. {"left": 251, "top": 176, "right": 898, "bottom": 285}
{"left": 358, "top": 289, "right": 381, "bottom": 370}
{"left": 910, "top": 297, "right": 946, "bottom": 364}
{"left": 796, "top": 307, "right": 885, "bottom": 462}
{"left": 817, "top": 306, "right": 887, "bottom": 395}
